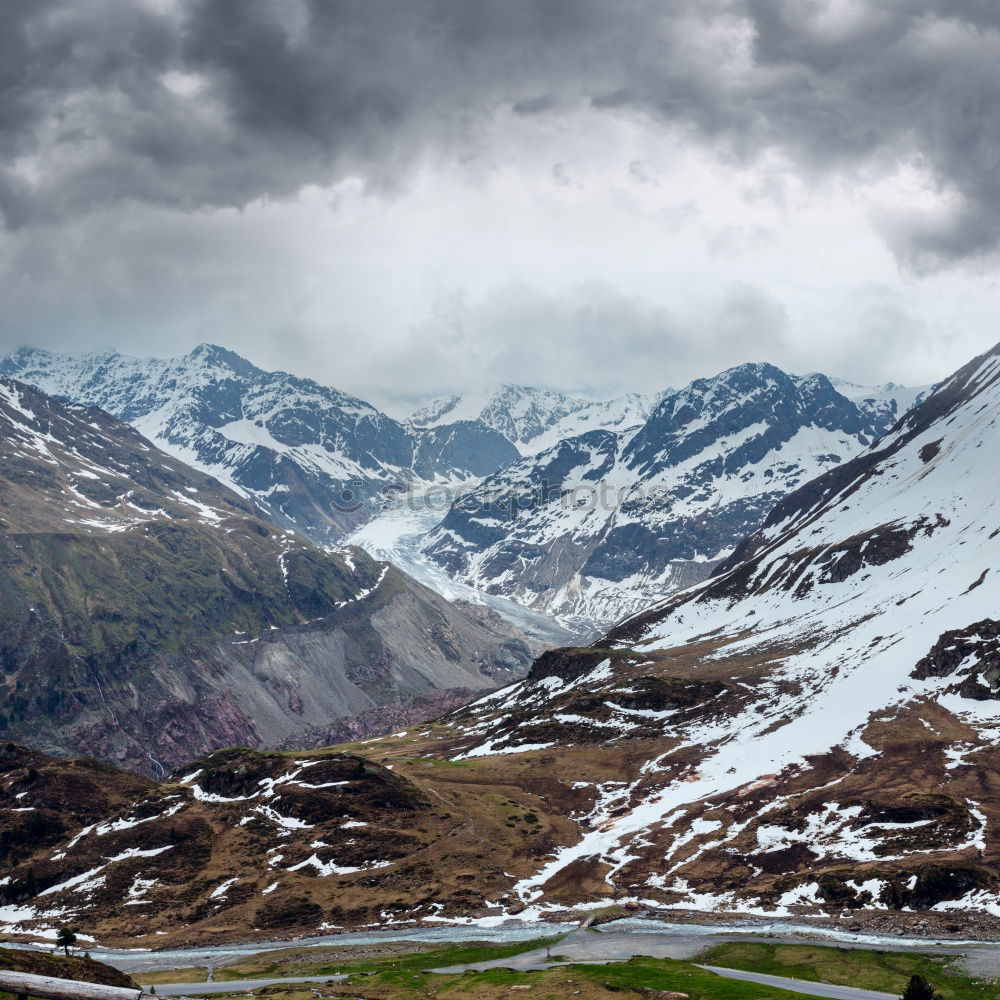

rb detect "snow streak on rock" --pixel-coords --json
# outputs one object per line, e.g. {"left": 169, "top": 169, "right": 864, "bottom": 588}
{"left": 423, "top": 365, "right": 927, "bottom": 629}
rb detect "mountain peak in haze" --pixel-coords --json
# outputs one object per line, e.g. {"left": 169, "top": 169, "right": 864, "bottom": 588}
{"left": 185, "top": 342, "right": 263, "bottom": 377}
{"left": 410, "top": 382, "right": 667, "bottom": 454}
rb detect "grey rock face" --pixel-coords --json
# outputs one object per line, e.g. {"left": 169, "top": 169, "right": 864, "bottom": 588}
{"left": 0, "top": 375, "right": 541, "bottom": 775}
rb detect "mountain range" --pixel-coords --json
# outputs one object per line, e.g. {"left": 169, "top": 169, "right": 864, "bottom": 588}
{"left": 2, "top": 339, "right": 996, "bottom": 944}
{"left": 0, "top": 346, "right": 520, "bottom": 544}
{"left": 1, "top": 346, "right": 928, "bottom": 635}
{"left": 0, "top": 376, "right": 536, "bottom": 776}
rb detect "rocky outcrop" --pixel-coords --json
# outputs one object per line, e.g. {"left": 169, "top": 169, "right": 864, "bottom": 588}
{"left": 0, "top": 378, "right": 541, "bottom": 776}
{"left": 912, "top": 619, "right": 1000, "bottom": 699}
{"left": 526, "top": 646, "right": 611, "bottom": 683}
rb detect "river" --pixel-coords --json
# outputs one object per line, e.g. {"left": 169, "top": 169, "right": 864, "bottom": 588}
{"left": 15, "top": 916, "right": 995, "bottom": 974}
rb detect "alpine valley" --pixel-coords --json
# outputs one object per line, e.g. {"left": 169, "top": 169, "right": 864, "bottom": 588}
{"left": 2, "top": 340, "right": 998, "bottom": 946}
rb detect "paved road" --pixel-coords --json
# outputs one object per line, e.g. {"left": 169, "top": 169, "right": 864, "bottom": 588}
{"left": 149, "top": 975, "right": 346, "bottom": 996}
{"left": 696, "top": 964, "right": 898, "bottom": 1000}
{"left": 427, "top": 925, "right": 747, "bottom": 973}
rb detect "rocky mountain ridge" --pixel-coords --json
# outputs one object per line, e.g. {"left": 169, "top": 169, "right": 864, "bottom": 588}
{"left": 0, "top": 377, "right": 537, "bottom": 775}
{"left": 0, "top": 346, "right": 520, "bottom": 544}
{"left": 420, "top": 363, "right": 928, "bottom": 629}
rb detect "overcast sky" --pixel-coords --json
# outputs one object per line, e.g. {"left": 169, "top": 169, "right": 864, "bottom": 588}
{"left": 3, "top": 0, "right": 1000, "bottom": 412}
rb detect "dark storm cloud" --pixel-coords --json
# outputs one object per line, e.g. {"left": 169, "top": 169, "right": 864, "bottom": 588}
{"left": 0, "top": 0, "right": 662, "bottom": 222}
{"left": 3, "top": 0, "right": 1000, "bottom": 267}
{"left": 735, "top": 0, "right": 1000, "bottom": 269}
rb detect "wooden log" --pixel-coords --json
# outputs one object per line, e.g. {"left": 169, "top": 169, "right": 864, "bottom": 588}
{"left": 0, "top": 971, "right": 142, "bottom": 1000}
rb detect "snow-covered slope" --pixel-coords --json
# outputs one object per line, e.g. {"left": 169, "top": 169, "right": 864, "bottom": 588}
{"left": 411, "top": 384, "right": 665, "bottom": 455}
{"left": 524, "top": 390, "right": 667, "bottom": 455}
{"left": 422, "top": 364, "right": 914, "bottom": 630}
{"left": 0, "top": 346, "right": 519, "bottom": 543}
{"left": 429, "top": 340, "right": 1000, "bottom": 919}
{"left": 0, "top": 374, "right": 261, "bottom": 536}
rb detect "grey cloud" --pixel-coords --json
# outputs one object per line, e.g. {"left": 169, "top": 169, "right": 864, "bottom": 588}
{"left": 0, "top": 0, "right": 665, "bottom": 224}
{"left": 374, "top": 280, "right": 793, "bottom": 405}
{"left": 736, "top": 1, "right": 1000, "bottom": 267}
{"left": 512, "top": 97, "right": 556, "bottom": 116}
{"left": 4, "top": 0, "right": 1000, "bottom": 268}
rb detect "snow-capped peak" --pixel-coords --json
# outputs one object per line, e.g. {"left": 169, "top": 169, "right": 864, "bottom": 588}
{"left": 420, "top": 360, "right": 924, "bottom": 631}
{"left": 0, "top": 347, "right": 514, "bottom": 544}
{"left": 410, "top": 383, "right": 668, "bottom": 454}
